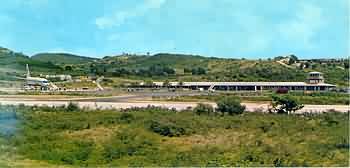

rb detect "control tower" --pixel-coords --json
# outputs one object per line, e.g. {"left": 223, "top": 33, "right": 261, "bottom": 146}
{"left": 307, "top": 72, "right": 324, "bottom": 84}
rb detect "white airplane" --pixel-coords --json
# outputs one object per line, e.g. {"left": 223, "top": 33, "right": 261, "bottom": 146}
{"left": 24, "top": 64, "right": 50, "bottom": 88}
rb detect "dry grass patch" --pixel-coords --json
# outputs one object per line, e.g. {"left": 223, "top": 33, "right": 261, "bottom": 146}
{"left": 162, "top": 129, "right": 249, "bottom": 151}
{"left": 8, "top": 158, "right": 72, "bottom": 168}
{"left": 62, "top": 126, "right": 119, "bottom": 143}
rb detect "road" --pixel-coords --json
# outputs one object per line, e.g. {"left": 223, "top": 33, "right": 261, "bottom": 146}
{"left": 0, "top": 99, "right": 348, "bottom": 113}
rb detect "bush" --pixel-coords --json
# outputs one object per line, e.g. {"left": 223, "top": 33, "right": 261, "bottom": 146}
{"left": 66, "top": 102, "right": 79, "bottom": 112}
{"left": 149, "top": 120, "right": 187, "bottom": 137}
{"left": 193, "top": 103, "right": 214, "bottom": 116}
{"left": 216, "top": 96, "right": 245, "bottom": 115}
{"left": 119, "top": 112, "right": 134, "bottom": 123}
{"left": 269, "top": 95, "right": 304, "bottom": 114}
{"left": 102, "top": 128, "right": 157, "bottom": 163}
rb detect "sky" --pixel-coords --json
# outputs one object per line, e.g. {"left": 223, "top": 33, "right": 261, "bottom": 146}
{"left": 0, "top": 0, "right": 348, "bottom": 59}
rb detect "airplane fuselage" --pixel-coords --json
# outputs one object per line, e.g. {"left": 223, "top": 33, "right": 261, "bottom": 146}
{"left": 26, "top": 77, "right": 49, "bottom": 86}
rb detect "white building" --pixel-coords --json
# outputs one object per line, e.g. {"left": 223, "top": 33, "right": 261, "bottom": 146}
{"left": 149, "top": 72, "right": 336, "bottom": 91}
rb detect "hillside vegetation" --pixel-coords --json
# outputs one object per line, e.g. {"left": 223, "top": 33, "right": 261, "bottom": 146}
{"left": 32, "top": 53, "right": 97, "bottom": 65}
{"left": 88, "top": 53, "right": 349, "bottom": 86}
{"left": 1, "top": 46, "right": 348, "bottom": 86}
{"left": 0, "top": 47, "right": 63, "bottom": 80}
{"left": 5, "top": 106, "right": 349, "bottom": 167}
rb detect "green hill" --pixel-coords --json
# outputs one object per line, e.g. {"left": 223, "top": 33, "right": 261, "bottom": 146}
{"left": 0, "top": 47, "right": 64, "bottom": 80}
{"left": 31, "top": 53, "right": 97, "bottom": 65}
{"left": 0, "top": 47, "right": 348, "bottom": 86}
{"left": 88, "top": 53, "right": 348, "bottom": 86}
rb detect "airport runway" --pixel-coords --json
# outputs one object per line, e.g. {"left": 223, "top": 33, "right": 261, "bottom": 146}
{"left": 0, "top": 91, "right": 208, "bottom": 102}
{"left": 0, "top": 99, "right": 348, "bottom": 113}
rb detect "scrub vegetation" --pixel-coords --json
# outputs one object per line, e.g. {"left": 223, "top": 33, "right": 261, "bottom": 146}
{"left": 1, "top": 103, "right": 348, "bottom": 167}
{"left": 1, "top": 46, "right": 348, "bottom": 87}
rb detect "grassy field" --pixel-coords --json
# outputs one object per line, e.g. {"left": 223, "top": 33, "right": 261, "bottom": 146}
{"left": 1, "top": 105, "right": 348, "bottom": 167}
{"left": 154, "top": 91, "right": 350, "bottom": 105}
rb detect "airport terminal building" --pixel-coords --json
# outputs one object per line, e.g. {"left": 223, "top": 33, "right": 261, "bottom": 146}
{"left": 150, "top": 72, "right": 336, "bottom": 92}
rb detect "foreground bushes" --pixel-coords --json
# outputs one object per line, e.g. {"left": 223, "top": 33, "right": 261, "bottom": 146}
{"left": 269, "top": 95, "right": 304, "bottom": 114}
{"left": 193, "top": 103, "right": 214, "bottom": 116}
{"left": 8, "top": 105, "right": 350, "bottom": 167}
{"left": 216, "top": 96, "right": 246, "bottom": 115}
{"left": 149, "top": 120, "right": 188, "bottom": 137}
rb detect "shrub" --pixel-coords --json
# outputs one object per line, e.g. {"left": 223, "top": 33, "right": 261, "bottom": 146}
{"left": 119, "top": 112, "right": 134, "bottom": 123}
{"left": 149, "top": 120, "right": 187, "bottom": 137}
{"left": 66, "top": 102, "right": 79, "bottom": 112}
{"left": 102, "top": 128, "right": 157, "bottom": 163}
{"left": 193, "top": 103, "right": 214, "bottom": 116}
{"left": 269, "top": 95, "right": 304, "bottom": 114}
{"left": 216, "top": 96, "right": 245, "bottom": 115}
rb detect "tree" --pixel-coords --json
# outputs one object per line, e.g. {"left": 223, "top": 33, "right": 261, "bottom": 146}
{"left": 216, "top": 96, "right": 245, "bottom": 115}
{"left": 66, "top": 102, "right": 79, "bottom": 112}
{"left": 65, "top": 65, "right": 73, "bottom": 71}
{"left": 288, "top": 55, "right": 298, "bottom": 65}
{"left": 144, "top": 80, "right": 154, "bottom": 87}
{"left": 184, "top": 68, "right": 191, "bottom": 74}
{"left": 192, "top": 67, "right": 207, "bottom": 75}
{"left": 197, "top": 67, "right": 207, "bottom": 75}
{"left": 304, "top": 62, "right": 311, "bottom": 69}
{"left": 299, "top": 63, "right": 304, "bottom": 70}
{"left": 193, "top": 103, "right": 214, "bottom": 116}
{"left": 163, "top": 80, "right": 170, "bottom": 88}
{"left": 163, "top": 66, "right": 175, "bottom": 75}
{"left": 179, "top": 81, "right": 184, "bottom": 86}
{"left": 269, "top": 95, "right": 304, "bottom": 114}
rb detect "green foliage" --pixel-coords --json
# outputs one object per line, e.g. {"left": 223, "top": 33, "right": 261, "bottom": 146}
{"left": 0, "top": 50, "right": 63, "bottom": 74}
{"left": 1, "top": 46, "right": 348, "bottom": 86}
{"left": 8, "top": 105, "right": 350, "bottom": 167}
{"left": 193, "top": 103, "right": 214, "bottom": 116}
{"left": 270, "top": 95, "right": 304, "bottom": 114}
{"left": 102, "top": 128, "right": 158, "bottom": 163}
{"left": 163, "top": 79, "right": 170, "bottom": 87}
{"left": 64, "top": 65, "right": 73, "bottom": 71}
{"left": 216, "top": 96, "right": 246, "bottom": 115}
{"left": 31, "top": 53, "right": 97, "bottom": 64}
{"left": 288, "top": 55, "right": 298, "bottom": 65}
{"left": 66, "top": 102, "right": 79, "bottom": 112}
{"left": 166, "top": 92, "right": 349, "bottom": 105}
{"left": 149, "top": 120, "right": 188, "bottom": 137}
{"left": 191, "top": 67, "right": 207, "bottom": 75}
{"left": 108, "top": 65, "right": 175, "bottom": 77}
{"left": 119, "top": 113, "right": 135, "bottom": 124}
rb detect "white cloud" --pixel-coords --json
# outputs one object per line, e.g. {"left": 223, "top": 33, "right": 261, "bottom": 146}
{"left": 95, "top": 12, "right": 129, "bottom": 29}
{"left": 278, "top": 2, "right": 325, "bottom": 49}
{"left": 95, "top": 0, "right": 167, "bottom": 29}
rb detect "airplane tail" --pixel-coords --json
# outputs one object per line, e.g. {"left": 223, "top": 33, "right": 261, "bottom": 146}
{"left": 96, "top": 76, "right": 104, "bottom": 91}
{"left": 26, "top": 64, "right": 30, "bottom": 78}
